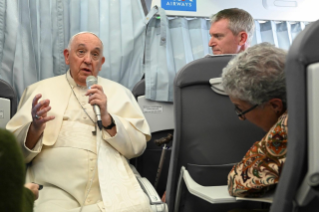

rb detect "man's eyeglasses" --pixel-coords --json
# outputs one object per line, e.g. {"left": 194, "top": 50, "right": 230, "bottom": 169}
{"left": 235, "top": 104, "right": 259, "bottom": 120}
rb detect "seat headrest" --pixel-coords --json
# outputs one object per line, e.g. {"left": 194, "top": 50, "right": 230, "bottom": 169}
{"left": 209, "top": 77, "right": 228, "bottom": 96}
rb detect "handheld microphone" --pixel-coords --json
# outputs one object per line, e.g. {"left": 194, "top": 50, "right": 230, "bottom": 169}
{"left": 86, "top": 76, "right": 103, "bottom": 130}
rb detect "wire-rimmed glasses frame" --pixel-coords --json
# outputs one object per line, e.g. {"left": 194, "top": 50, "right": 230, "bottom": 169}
{"left": 235, "top": 104, "right": 259, "bottom": 120}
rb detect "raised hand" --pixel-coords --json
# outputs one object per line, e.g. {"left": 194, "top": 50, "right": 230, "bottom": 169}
{"left": 31, "top": 94, "right": 55, "bottom": 132}
{"left": 26, "top": 94, "right": 55, "bottom": 149}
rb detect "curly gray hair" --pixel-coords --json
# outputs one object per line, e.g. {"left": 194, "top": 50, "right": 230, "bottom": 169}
{"left": 222, "top": 42, "right": 287, "bottom": 108}
{"left": 210, "top": 8, "right": 255, "bottom": 45}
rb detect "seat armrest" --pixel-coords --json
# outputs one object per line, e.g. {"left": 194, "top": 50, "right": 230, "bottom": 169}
{"left": 130, "top": 164, "right": 141, "bottom": 177}
{"left": 181, "top": 166, "right": 237, "bottom": 204}
{"left": 131, "top": 163, "right": 168, "bottom": 212}
{"left": 236, "top": 191, "right": 274, "bottom": 203}
{"left": 179, "top": 166, "right": 274, "bottom": 206}
{"left": 137, "top": 176, "right": 163, "bottom": 204}
{"left": 136, "top": 176, "right": 168, "bottom": 212}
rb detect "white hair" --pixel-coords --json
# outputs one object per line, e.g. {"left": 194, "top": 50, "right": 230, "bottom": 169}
{"left": 67, "top": 31, "right": 104, "bottom": 53}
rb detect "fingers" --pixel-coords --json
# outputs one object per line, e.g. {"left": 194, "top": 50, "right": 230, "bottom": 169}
{"left": 31, "top": 94, "right": 55, "bottom": 130}
{"left": 35, "top": 100, "right": 51, "bottom": 118}
{"left": 86, "top": 85, "right": 106, "bottom": 104}
{"left": 33, "top": 115, "right": 55, "bottom": 126}
{"left": 86, "top": 84, "right": 103, "bottom": 96}
{"left": 86, "top": 85, "right": 108, "bottom": 116}
{"left": 32, "top": 94, "right": 42, "bottom": 108}
{"left": 31, "top": 182, "right": 43, "bottom": 190}
{"left": 32, "top": 95, "right": 51, "bottom": 118}
{"left": 24, "top": 183, "right": 40, "bottom": 200}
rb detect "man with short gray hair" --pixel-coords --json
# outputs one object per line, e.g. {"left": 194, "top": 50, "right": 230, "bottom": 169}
{"left": 209, "top": 8, "right": 255, "bottom": 55}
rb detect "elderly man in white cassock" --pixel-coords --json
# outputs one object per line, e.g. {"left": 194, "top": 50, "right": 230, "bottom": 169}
{"left": 6, "top": 32, "right": 152, "bottom": 212}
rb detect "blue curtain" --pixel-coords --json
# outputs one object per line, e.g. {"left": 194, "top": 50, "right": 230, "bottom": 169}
{"left": 188, "top": 18, "right": 211, "bottom": 60}
{"left": 144, "top": 6, "right": 176, "bottom": 102}
{"left": 144, "top": 8, "right": 212, "bottom": 102}
{"left": 170, "top": 18, "right": 194, "bottom": 74}
{"left": 0, "top": 0, "right": 146, "bottom": 99}
{"left": 250, "top": 21, "right": 262, "bottom": 46}
{"left": 259, "top": 21, "right": 278, "bottom": 46}
{"left": 276, "top": 22, "right": 291, "bottom": 50}
{"left": 0, "top": 0, "right": 20, "bottom": 96}
{"left": 290, "top": 21, "right": 305, "bottom": 41}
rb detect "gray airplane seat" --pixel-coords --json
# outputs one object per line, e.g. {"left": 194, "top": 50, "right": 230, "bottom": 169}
{"left": 132, "top": 79, "right": 174, "bottom": 197}
{"left": 270, "top": 20, "right": 319, "bottom": 212}
{"left": 165, "top": 55, "right": 266, "bottom": 212}
{"left": 0, "top": 79, "right": 17, "bottom": 129}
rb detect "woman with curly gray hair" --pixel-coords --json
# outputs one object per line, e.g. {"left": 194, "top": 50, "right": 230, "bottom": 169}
{"left": 221, "top": 43, "right": 288, "bottom": 200}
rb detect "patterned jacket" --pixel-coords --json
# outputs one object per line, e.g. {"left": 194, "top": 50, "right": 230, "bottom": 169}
{"left": 228, "top": 112, "right": 288, "bottom": 197}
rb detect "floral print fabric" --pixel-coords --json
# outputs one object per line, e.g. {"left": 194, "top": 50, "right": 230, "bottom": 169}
{"left": 228, "top": 112, "right": 288, "bottom": 197}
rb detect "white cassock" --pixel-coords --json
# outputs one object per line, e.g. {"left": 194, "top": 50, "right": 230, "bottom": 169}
{"left": 6, "top": 70, "right": 152, "bottom": 212}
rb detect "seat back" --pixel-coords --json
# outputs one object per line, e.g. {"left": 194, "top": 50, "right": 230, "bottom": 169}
{"left": 270, "top": 21, "right": 319, "bottom": 212}
{"left": 132, "top": 79, "right": 174, "bottom": 196}
{"left": 166, "top": 55, "right": 265, "bottom": 212}
{"left": 0, "top": 79, "right": 17, "bottom": 128}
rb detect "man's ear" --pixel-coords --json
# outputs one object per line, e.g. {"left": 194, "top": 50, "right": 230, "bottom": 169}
{"left": 63, "top": 49, "right": 70, "bottom": 65}
{"left": 269, "top": 98, "right": 284, "bottom": 114}
{"left": 99, "top": 57, "right": 106, "bottom": 71}
{"left": 238, "top": 31, "right": 248, "bottom": 46}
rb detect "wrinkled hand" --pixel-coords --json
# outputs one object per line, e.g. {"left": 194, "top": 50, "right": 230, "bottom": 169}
{"left": 31, "top": 94, "right": 55, "bottom": 133}
{"left": 86, "top": 85, "right": 110, "bottom": 123}
{"left": 26, "top": 94, "right": 55, "bottom": 149}
{"left": 24, "top": 183, "right": 40, "bottom": 200}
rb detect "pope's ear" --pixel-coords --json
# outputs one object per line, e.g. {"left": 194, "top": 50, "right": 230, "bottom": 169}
{"left": 98, "top": 57, "right": 105, "bottom": 71}
{"left": 63, "top": 49, "right": 70, "bottom": 65}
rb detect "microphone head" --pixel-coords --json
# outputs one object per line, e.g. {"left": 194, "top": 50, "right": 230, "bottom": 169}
{"left": 86, "top": 76, "right": 97, "bottom": 88}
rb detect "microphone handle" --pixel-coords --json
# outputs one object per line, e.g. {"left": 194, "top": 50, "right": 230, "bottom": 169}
{"left": 93, "top": 105, "right": 101, "bottom": 121}
{"left": 87, "top": 84, "right": 103, "bottom": 130}
{"left": 93, "top": 105, "right": 103, "bottom": 130}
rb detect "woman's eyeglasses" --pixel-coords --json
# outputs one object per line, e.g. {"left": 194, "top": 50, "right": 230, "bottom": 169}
{"left": 235, "top": 104, "right": 259, "bottom": 120}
